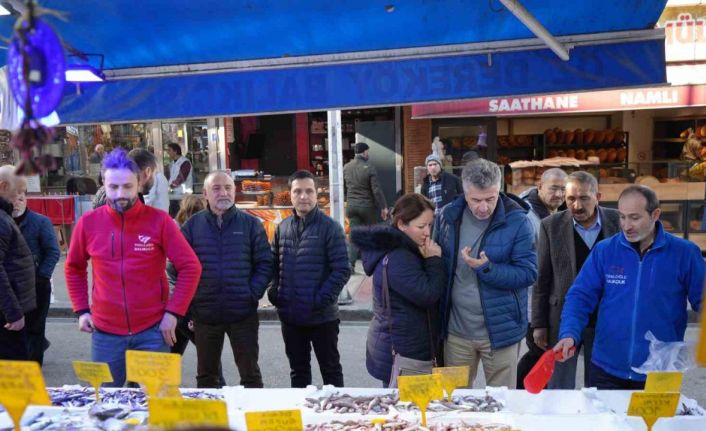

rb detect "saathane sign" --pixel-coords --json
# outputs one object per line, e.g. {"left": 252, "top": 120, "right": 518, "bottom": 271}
{"left": 411, "top": 85, "right": 706, "bottom": 118}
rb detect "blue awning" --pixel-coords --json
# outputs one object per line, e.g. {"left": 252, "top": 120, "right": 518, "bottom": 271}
{"left": 0, "top": 0, "right": 669, "bottom": 123}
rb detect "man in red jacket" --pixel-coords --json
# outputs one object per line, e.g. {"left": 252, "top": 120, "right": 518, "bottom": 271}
{"left": 66, "top": 149, "right": 201, "bottom": 386}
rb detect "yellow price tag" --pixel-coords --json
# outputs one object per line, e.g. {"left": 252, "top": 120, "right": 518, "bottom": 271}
{"left": 244, "top": 409, "right": 303, "bottom": 431}
{"left": 627, "top": 392, "right": 679, "bottom": 430}
{"left": 125, "top": 350, "right": 181, "bottom": 398}
{"left": 149, "top": 397, "right": 228, "bottom": 428}
{"left": 645, "top": 372, "right": 683, "bottom": 393}
{"left": 72, "top": 361, "right": 113, "bottom": 401}
{"left": 398, "top": 374, "right": 443, "bottom": 427}
{"left": 433, "top": 366, "right": 470, "bottom": 401}
{"left": 0, "top": 360, "right": 51, "bottom": 406}
{"left": 697, "top": 310, "right": 706, "bottom": 366}
{"left": 0, "top": 393, "right": 32, "bottom": 431}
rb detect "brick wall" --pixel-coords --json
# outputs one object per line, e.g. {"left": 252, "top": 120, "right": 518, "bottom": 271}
{"left": 402, "top": 106, "right": 432, "bottom": 192}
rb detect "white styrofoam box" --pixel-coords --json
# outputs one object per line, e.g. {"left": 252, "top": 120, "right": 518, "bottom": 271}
{"left": 222, "top": 385, "right": 318, "bottom": 412}
{"left": 513, "top": 413, "right": 646, "bottom": 431}
{"left": 589, "top": 390, "right": 706, "bottom": 416}
{"left": 652, "top": 416, "right": 706, "bottom": 431}
{"left": 504, "top": 389, "right": 604, "bottom": 415}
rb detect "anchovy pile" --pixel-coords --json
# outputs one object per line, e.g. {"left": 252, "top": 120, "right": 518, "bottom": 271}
{"left": 304, "top": 393, "right": 401, "bottom": 414}
{"left": 22, "top": 405, "right": 148, "bottom": 431}
{"left": 304, "top": 418, "right": 512, "bottom": 431}
{"left": 677, "top": 402, "right": 704, "bottom": 416}
{"left": 396, "top": 395, "right": 503, "bottom": 413}
{"left": 48, "top": 387, "right": 222, "bottom": 408}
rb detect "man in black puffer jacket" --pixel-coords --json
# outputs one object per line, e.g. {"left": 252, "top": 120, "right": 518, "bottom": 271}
{"left": 179, "top": 171, "right": 273, "bottom": 388}
{"left": 0, "top": 165, "right": 36, "bottom": 360}
{"left": 268, "top": 170, "right": 351, "bottom": 387}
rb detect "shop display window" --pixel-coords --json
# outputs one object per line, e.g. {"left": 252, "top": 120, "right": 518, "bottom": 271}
{"left": 162, "top": 120, "right": 209, "bottom": 193}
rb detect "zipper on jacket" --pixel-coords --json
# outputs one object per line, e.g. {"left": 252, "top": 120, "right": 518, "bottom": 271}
{"left": 120, "top": 215, "right": 132, "bottom": 335}
{"left": 627, "top": 254, "right": 645, "bottom": 380}
{"left": 111, "top": 232, "right": 115, "bottom": 258}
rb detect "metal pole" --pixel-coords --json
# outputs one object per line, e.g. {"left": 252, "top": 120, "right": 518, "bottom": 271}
{"left": 498, "top": 0, "right": 570, "bottom": 61}
{"left": 327, "top": 110, "right": 352, "bottom": 304}
{"left": 327, "top": 110, "right": 345, "bottom": 228}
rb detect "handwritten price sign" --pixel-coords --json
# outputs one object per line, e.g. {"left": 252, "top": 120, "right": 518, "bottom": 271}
{"left": 0, "top": 361, "right": 50, "bottom": 431}
{"left": 125, "top": 350, "right": 181, "bottom": 397}
{"left": 627, "top": 392, "right": 679, "bottom": 430}
{"left": 73, "top": 361, "right": 113, "bottom": 401}
{"left": 245, "top": 409, "right": 303, "bottom": 431}
{"left": 644, "top": 372, "right": 683, "bottom": 393}
{"left": 432, "top": 366, "right": 470, "bottom": 401}
{"left": 398, "top": 374, "right": 443, "bottom": 426}
{"left": 149, "top": 397, "right": 228, "bottom": 428}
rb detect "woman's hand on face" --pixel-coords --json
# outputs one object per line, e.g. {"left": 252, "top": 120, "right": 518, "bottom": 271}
{"left": 420, "top": 237, "right": 442, "bottom": 258}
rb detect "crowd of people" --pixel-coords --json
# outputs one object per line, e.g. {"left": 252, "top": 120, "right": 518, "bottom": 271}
{"left": 0, "top": 144, "right": 702, "bottom": 392}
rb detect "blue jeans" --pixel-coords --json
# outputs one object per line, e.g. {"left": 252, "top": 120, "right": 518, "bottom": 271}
{"left": 92, "top": 323, "right": 168, "bottom": 387}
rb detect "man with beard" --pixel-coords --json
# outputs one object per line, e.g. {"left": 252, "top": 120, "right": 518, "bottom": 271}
{"left": 531, "top": 171, "right": 620, "bottom": 389}
{"left": 91, "top": 148, "right": 158, "bottom": 210}
{"left": 175, "top": 171, "right": 273, "bottom": 388}
{"left": 555, "top": 185, "right": 703, "bottom": 389}
{"left": 66, "top": 149, "right": 201, "bottom": 386}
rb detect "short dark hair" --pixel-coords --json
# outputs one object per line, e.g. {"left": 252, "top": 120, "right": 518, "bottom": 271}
{"left": 392, "top": 193, "right": 435, "bottom": 227}
{"left": 101, "top": 148, "right": 139, "bottom": 175}
{"left": 567, "top": 171, "right": 598, "bottom": 194}
{"left": 619, "top": 185, "right": 660, "bottom": 213}
{"left": 127, "top": 148, "right": 157, "bottom": 171}
{"left": 167, "top": 143, "right": 182, "bottom": 156}
{"left": 288, "top": 170, "right": 316, "bottom": 188}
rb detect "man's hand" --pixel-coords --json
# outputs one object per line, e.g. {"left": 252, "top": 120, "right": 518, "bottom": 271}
{"left": 381, "top": 208, "right": 390, "bottom": 221}
{"left": 461, "top": 248, "right": 489, "bottom": 269}
{"left": 553, "top": 337, "right": 576, "bottom": 362}
{"left": 160, "top": 313, "right": 178, "bottom": 347}
{"left": 533, "top": 328, "right": 548, "bottom": 350}
{"left": 78, "top": 313, "right": 95, "bottom": 333}
{"left": 4, "top": 316, "right": 25, "bottom": 331}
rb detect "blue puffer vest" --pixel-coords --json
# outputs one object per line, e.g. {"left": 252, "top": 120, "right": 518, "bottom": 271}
{"left": 268, "top": 207, "right": 351, "bottom": 326}
{"left": 180, "top": 205, "right": 273, "bottom": 324}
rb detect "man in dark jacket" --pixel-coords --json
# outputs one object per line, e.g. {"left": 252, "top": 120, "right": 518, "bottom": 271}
{"left": 179, "top": 171, "right": 273, "bottom": 388}
{"left": 13, "top": 175, "right": 60, "bottom": 365}
{"left": 532, "top": 171, "right": 621, "bottom": 389}
{"left": 0, "top": 165, "right": 36, "bottom": 360}
{"left": 433, "top": 159, "right": 536, "bottom": 389}
{"left": 421, "top": 154, "right": 463, "bottom": 215}
{"left": 343, "top": 143, "right": 388, "bottom": 270}
{"left": 267, "top": 170, "right": 351, "bottom": 387}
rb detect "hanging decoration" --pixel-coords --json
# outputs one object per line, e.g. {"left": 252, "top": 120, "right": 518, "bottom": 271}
{"left": 6, "top": 1, "right": 66, "bottom": 174}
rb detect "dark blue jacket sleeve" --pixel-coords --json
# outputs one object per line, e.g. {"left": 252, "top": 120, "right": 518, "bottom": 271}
{"left": 685, "top": 242, "right": 704, "bottom": 313}
{"left": 387, "top": 250, "right": 446, "bottom": 308}
{"left": 248, "top": 218, "right": 274, "bottom": 300}
{"left": 315, "top": 222, "right": 351, "bottom": 308}
{"left": 37, "top": 216, "right": 60, "bottom": 279}
{"left": 476, "top": 216, "right": 537, "bottom": 290}
{"left": 267, "top": 224, "right": 281, "bottom": 306}
{"left": 558, "top": 247, "right": 605, "bottom": 345}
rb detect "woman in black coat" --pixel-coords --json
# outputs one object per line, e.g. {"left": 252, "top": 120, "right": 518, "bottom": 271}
{"left": 351, "top": 193, "right": 446, "bottom": 387}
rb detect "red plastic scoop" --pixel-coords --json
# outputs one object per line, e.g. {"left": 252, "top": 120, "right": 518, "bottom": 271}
{"left": 524, "top": 348, "right": 576, "bottom": 394}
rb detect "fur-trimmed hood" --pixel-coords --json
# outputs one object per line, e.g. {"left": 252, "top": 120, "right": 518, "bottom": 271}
{"left": 350, "top": 224, "right": 421, "bottom": 276}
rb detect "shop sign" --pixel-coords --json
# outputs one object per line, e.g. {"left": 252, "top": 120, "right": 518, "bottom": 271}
{"left": 659, "top": 3, "right": 706, "bottom": 62}
{"left": 411, "top": 84, "right": 706, "bottom": 118}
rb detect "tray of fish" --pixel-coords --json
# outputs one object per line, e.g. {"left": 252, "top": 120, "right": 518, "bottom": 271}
{"left": 304, "top": 392, "right": 401, "bottom": 415}
{"left": 395, "top": 394, "right": 504, "bottom": 414}
{"left": 47, "top": 386, "right": 223, "bottom": 408}
{"left": 15, "top": 404, "right": 149, "bottom": 431}
{"left": 303, "top": 416, "right": 514, "bottom": 431}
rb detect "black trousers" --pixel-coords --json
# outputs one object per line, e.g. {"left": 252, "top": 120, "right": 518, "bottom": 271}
{"left": 0, "top": 316, "right": 29, "bottom": 360}
{"left": 193, "top": 313, "right": 263, "bottom": 388}
{"left": 516, "top": 324, "right": 544, "bottom": 389}
{"left": 26, "top": 276, "right": 51, "bottom": 365}
{"left": 281, "top": 319, "right": 344, "bottom": 388}
{"left": 171, "top": 316, "right": 226, "bottom": 386}
{"left": 346, "top": 206, "right": 379, "bottom": 266}
{"left": 588, "top": 362, "right": 646, "bottom": 390}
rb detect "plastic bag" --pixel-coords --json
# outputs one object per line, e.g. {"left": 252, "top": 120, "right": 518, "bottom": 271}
{"left": 631, "top": 331, "right": 695, "bottom": 374}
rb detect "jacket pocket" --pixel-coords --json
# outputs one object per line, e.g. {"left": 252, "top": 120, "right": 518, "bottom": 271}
{"left": 511, "top": 290, "right": 522, "bottom": 322}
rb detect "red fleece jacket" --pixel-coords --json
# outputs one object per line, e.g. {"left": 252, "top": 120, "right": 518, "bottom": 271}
{"left": 65, "top": 200, "right": 201, "bottom": 335}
